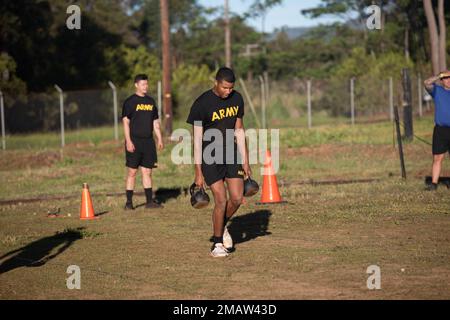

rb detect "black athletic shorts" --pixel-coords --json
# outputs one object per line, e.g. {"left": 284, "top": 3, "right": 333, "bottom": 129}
{"left": 125, "top": 136, "right": 158, "bottom": 169}
{"left": 201, "top": 163, "right": 245, "bottom": 186}
{"left": 432, "top": 125, "right": 450, "bottom": 155}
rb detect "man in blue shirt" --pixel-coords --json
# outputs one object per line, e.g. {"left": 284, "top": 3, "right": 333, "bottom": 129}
{"left": 424, "top": 71, "right": 450, "bottom": 190}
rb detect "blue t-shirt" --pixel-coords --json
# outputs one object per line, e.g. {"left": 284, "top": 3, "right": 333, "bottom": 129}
{"left": 431, "top": 84, "right": 450, "bottom": 127}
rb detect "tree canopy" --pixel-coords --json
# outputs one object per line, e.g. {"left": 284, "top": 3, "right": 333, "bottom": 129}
{"left": 0, "top": 0, "right": 449, "bottom": 132}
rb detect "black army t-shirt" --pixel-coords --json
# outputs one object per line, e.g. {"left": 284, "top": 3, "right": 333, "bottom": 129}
{"left": 187, "top": 89, "right": 244, "bottom": 162}
{"left": 187, "top": 89, "right": 244, "bottom": 133}
{"left": 186, "top": 89, "right": 244, "bottom": 160}
{"left": 122, "top": 94, "right": 159, "bottom": 138}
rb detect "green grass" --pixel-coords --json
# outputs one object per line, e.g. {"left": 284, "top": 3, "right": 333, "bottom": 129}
{"left": 1, "top": 115, "right": 450, "bottom": 299}
{"left": 3, "top": 126, "right": 122, "bottom": 150}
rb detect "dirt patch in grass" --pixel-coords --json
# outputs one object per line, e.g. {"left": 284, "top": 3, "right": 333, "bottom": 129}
{"left": 1, "top": 180, "right": 450, "bottom": 299}
{"left": 2, "top": 121, "right": 450, "bottom": 299}
{"left": 0, "top": 147, "right": 105, "bottom": 172}
{"left": 285, "top": 144, "right": 399, "bottom": 159}
{"left": 65, "top": 141, "right": 95, "bottom": 148}
{"left": 0, "top": 151, "right": 61, "bottom": 171}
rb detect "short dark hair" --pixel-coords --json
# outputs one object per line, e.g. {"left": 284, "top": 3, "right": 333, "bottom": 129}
{"left": 216, "top": 67, "right": 236, "bottom": 83}
{"left": 134, "top": 74, "right": 148, "bottom": 83}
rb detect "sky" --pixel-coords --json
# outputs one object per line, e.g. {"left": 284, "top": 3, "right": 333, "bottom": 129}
{"left": 198, "top": 0, "right": 345, "bottom": 33}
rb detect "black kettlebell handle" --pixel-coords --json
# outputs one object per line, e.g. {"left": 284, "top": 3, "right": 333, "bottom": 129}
{"left": 190, "top": 183, "right": 206, "bottom": 196}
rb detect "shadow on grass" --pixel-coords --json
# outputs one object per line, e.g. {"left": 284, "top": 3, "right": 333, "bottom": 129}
{"left": 425, "top": 176, "right": 450, "bottom": 188}
{"left": 95, "top": 211, "right": 109, "bottom": 217}
{"left": 155, "top": 188, "right": 183, "bottom": 204}
{"left": 228, "top": 210, "right": 272, "bottom": 246}
{"left": 209, "top": 210, "right": 272, "bottom": 249}
{"left": 135, "top": 188, "right": 184, "bottom": 208}
{"left": 0, "top": 228, "right": 84, "bottom": 274}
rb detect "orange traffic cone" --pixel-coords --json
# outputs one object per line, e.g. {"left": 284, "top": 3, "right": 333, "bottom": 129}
{"left": 80, "top": 183, "right": 97, "bottom": 220}
{"left": 259, "top": 150, "right": 285, "bottom": 204}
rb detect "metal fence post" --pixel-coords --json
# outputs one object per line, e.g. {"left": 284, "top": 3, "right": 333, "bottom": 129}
{"left": 402, "top": 68, "right": 413, "bottom": 140}
{"left": 0, "top": 90, "right": 5, "bottom": 150}
{"left": 54, "top": 85, "right": 65, "bottom": 148}
{"left": 259, "top": 75, "right": 266, "bottom": 129}
{"left": 307, "top": 79, "right": 312, "bottom": 129}
{"left": 418, "top": 73, "right": 423, "bottom": 118}
{"left": 108, "top": 81, "right": 119, "bottom": 141}
{"left": 350, "top": 77, "right": 355, "bottom": 125}
{"left": 263, "top": 71, "right": 270, "bottom": 104}
{"left": 389, "top": 77, "right": 394, "bottom": 122}
{"left": 238, "top": 78, "right": 261, "bottom": 128}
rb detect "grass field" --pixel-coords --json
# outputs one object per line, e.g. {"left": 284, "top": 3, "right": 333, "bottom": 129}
{"left": 1, "top": 115, "right": 450, "bottom": 299}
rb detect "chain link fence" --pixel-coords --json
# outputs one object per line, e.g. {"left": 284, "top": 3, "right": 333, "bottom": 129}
{"left": 0, "top": 74, "right": 434, "bottom": 150}
{"left": 238, "top": 74, "right": 432, "bottom": 130}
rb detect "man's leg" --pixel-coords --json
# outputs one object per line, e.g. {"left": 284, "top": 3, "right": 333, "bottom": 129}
{"left": 141, "top": 166, "right": 162, "bottom": 208}
{"left": 210, "top": 179, "right": 228, "bottom": 241}
{"left": 224, "top": 178, "right": 244, "bottom": 224}
{"left": 222, "top": 178, "right": 244, "bottom": 250}
{"left": 125, "top": 167, "right": 138, "bottom": 208}
{"left": 209, "top": 179, "right": 229, "bottom": 257}
{"left": 141, "top": 166, "right": 153, "bottom": 204}
{"left": 429, "top": 126, "right": 446, "bottom": 190}
{"left": 432, "top": 154, "right": 445, "bottom": 184}
{"left": 141, "top": 167, "right": 152, "bottom": 189}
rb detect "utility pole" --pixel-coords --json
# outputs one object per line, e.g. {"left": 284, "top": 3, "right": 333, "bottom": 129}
{"left": 224, "top": 0, "right": 232, "bottom": 68}
{"left": 160, "top": 0, "right": 173, "bottom": 135}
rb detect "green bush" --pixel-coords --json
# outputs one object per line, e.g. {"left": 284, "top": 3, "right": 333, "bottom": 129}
{"left": 172, "top": 64, "right": 214, "bottom": 120}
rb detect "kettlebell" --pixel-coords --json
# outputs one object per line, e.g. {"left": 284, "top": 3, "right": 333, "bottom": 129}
{"left": 190, "top": 183, "right": 210, "bottom": 209}
{"left": 243, "top": 176, "right": 259, "bottom": 197}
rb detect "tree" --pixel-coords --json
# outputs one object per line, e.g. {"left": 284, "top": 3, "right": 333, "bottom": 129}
{"left": 422, "top": 0, "right": 447, "bottom": 73}
{"left": 301, "top": 0, "right": 435, "bottom": 67}
{"left": 122, "top": 46, "right": 161, "bottom": 89}
{"left": 0, "top": 0, "right": 137, "bottom": 91}
{"left": 301, "top": 0, "right": 374, "bottom": 38}
{"left": 438, "top": 0, "right": 446, "bottom": 71}
{"left": 172, "top": 15, "right": 259, "bottom": 70}
{"left": 424, "top": 0, "right": 440, "bottom": 74}
{"left": 0, "top": 0, "right": 54, "bottom": 91}
{"left": 131, "top": 0, "right": 204, "bottom": 52}
{"left": 246, "top": 0, "right": 283, "bottom": 42}
{"left": 0, "top": 53, "right": 27, "bottom": 102}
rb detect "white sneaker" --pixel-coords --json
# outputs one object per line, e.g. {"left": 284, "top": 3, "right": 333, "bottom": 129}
{"left": 210, "top": 243, "right": 229, "bottom": 258}
{"left": 223, "top": 227, "right": 233, "bottom": 250}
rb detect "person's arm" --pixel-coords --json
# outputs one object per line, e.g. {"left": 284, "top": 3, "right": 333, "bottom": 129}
{"left": 424, "top": 74, "right": 441, "bottom": 93}
{"left": 193, "top": 125, "right": 206, "bottom": 188}
{"left": 153, "top": 119, "right": 164, "bottom": 150}
{"left": 235, "top": 118, "right": 251, "bottom": 178}
{"left": 122, "top": 117, "right": 135, "bottom": 153}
